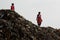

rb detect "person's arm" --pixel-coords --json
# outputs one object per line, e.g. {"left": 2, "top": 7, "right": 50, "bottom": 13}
{"left": 14, "top": 6, "right": 15, "bottom": 10}
{"left": 40, "top": 15, "right": 43, "bottom": 22}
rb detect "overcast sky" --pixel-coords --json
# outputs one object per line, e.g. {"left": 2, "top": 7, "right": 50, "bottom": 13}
{"left": 0, "top": 0, "right": 60, "bottom": 29}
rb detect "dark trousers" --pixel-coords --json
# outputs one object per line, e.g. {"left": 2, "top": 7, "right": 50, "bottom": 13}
{"left": 37, "top": 22, "right": 41, "bottom": 26}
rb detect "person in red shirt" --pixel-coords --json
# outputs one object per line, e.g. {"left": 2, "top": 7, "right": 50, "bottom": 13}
{"left": 36, "top": 12, "right": 42, "bottom": 26}
{"left": 11, "top": 3, "right": 15, "bottom": 11}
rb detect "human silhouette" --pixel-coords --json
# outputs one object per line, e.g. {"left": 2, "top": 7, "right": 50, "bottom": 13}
{"left": 11, "top": 3, "right": 15, "bottom": 11}
{"left": 36, "top": 12, "right": 42, "bottom": 26}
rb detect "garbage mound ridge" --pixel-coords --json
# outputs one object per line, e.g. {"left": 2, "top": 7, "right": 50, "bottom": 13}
{"left": 0, "top": 9, "right": 60, "bottom": 40}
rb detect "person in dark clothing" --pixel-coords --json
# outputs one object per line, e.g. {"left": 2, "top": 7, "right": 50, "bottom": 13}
{"left": 36, "top": 12, "right": 42, "bottom": 26}
{"left": 11, "top": 3, "right": 15, "bottom": 11}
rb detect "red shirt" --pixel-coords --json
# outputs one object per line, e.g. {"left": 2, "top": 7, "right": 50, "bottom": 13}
{"left": 11, "top": 5, "right": 15, "bottom": 11}
{"left": 37, "top": 15, "right": 42, "bottom": 23}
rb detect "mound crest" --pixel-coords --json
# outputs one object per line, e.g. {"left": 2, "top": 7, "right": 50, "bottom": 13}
{"left": 0, "top": 9, "right": 60, "bottom": 40}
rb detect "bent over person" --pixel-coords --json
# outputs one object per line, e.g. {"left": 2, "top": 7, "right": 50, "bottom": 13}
{"left": 36, "top": 12, "right": 42, "bottom": 26}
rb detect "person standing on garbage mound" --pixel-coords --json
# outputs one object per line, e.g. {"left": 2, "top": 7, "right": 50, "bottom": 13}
{"left": 36, "top": 12, "right": 42, "bottom": 27}
{"left": 11, "top": 3, "right": 15, "bottom": 11}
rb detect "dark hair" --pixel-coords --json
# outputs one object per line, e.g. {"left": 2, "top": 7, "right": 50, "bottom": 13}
{"left": 12, "top": 3, "right": 14, "bottom": 5}
{"left": 38, "top": 12, "right": 41, "bottom": 14}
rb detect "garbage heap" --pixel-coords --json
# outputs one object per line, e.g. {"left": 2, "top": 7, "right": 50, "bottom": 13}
{"left": 0, "top": 9, "right": 60, "bottom": 40}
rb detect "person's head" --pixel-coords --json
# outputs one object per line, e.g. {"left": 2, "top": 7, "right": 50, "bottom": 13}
{"left": 12, "top": 3, "right": 14, "bottom": 6}
{"left": 38, "top": 12, "right": 41, "bottom": 15}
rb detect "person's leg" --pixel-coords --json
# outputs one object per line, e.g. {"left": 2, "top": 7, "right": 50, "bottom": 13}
{"left": 38, "top": 22, "right": 41, "bottom": 27}
{"left": 38, "top": 24, "right": 40, "bottom": 26}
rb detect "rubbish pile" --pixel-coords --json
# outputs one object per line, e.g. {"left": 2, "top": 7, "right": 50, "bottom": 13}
{"left": 0, "top": 9, "right": 60, "bottom": 40}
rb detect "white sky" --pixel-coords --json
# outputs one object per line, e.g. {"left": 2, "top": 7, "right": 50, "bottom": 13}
{"left": 0, "top": 0, "right": 60, "bottom": 29}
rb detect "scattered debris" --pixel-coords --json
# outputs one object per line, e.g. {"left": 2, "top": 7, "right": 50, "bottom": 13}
{"left": 0, "top": 9, "right": 60, "bottom": 40}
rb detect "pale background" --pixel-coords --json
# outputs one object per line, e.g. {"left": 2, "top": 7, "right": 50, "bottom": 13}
{"left": 0, "top": 0, "right": 59, "bottom": 29}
